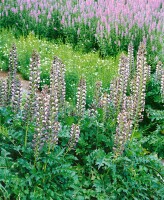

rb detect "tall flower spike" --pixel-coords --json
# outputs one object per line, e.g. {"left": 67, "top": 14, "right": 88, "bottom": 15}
{"left": 113, "top": 111, "right": 133, "bottom": 156}
{"left": 155, "top": 61, "right": 163, "bottom": 81}
{"left": 94, "top": 81, "right": 102, "bottom": 107}
{"left": 161, "top": 69, "right": 164, "bottom": 102}
{"left": 109, "top": 77, "right": 119, "bottom": 107}
{"left": 132, "top": 42, "right": 148, "bottom": 125}
{"left": 0, "top": 80, "right": 7, "bottom": 107}
{"left": 6, "top": 44, "right": 18, "bottom": 106}
{"left": 11, "top": 77, "right": 22, "bottom": 113}
{"left": 147, "top": 65, "right": 151, "bottom": 80}
{"left": 88, "top": 81, "right": 102, "bottom": 117}
{"left": 49, "top": 56, "right": 59, "bottom": 121}
{"left": 33, "top": 86, "right": 50, "bottom": 157}
{"left": 128, "top": 42, "right": 135, "bottom": 78}
{"left": 122, "top": 95, "right": 134, "bottom": 120}
{"left": 68, "top": 124, "right": 80, "bottom": 150}
{"left": 33, "top": 94, "right": 44, "bottom": 160}
{"left": 110, "top": 55, "right": 129, "bottom": 112}
{"left": 76, "top": 77, "right": 87, "bottom": 117}
{"left": 47, "top": 121, "right": 61, "bottom": 152}
{"left": 99, "top": 92, "right": 110, "bottom": 121}
{"left": 24, "top": 51, "right": 40, "bottom": 121}
{"left": 57, "top": 57, "right": 66, "bottom": 109}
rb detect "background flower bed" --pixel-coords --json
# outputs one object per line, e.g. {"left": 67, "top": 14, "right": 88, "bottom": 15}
{"left": 1, "top": 0, "right": 164, "bottom": 62}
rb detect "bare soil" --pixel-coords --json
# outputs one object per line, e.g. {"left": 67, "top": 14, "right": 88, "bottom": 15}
{"left": 0, "top": 71, "right": 29, "bottom": 94}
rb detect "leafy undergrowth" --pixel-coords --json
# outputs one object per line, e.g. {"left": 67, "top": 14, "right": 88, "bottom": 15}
{"left": 0, "top": 37, "right": 164, "bottom": 200}
{"left": 140, "top": 75, "right": 164, "bottom": 158}
{"left": 0, "top": 107, "right": 164, "bottom": 200}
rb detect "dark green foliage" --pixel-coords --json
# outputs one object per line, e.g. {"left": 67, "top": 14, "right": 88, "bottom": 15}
{"left": 0, "top": 36, "right": 164, "bottom": 199}
{"left": 1, "top": 104, "right": 163, "bottom": 199}
{"left": 78, "top": 143, "right": 164, "bottom": 200}
{"left": 0, "top": 108, "right": 79, "bottom": 199}
{"left": 140, "top": 76, "right": 164, "bottom": 158}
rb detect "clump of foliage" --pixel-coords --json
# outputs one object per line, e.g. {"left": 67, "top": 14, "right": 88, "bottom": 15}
{"left": 0, "top": 43, "right": 164, "bottom": 199}
{"left": 140, "top": 61, "right": 164, "bottom": 158}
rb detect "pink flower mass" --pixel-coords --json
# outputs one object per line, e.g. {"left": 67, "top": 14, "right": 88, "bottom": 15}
{"left": 1, "top": 0, "right": 164, "bottom": 50}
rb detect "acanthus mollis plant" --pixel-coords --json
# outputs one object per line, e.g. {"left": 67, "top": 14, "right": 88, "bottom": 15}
{"left": 57, "top": 57, "right": 66, "bottom": 109}
{"left": 0, "top": 80, "right": 7, "bottom": 107}
{"left": 128, "top": 42, "right": 135, "bottom": 79}
{"left": 49, "top": 56, "right": 60, "bottom": 121}
{"left": 109, "top": 54, "right": 130, "bottom": 112}
{"left": 24, "top": 50, "right": 40, "bottom": 121}
{"left": 76, "top": 77, "right": 87, "bottom": 118}
{"left": 94, "top": 81, "right": 102, "bottom": 107}
{"left": 99, "top": 92, "right": 110, "bottom": 122}
{"left": 24, "top": 51, "right": 40, "bottom": 147}
{"left": 113, "top": 42, "right": 150, "bottom": 156}
{"left": 131, "top": 42, "right": 149, "bottom": 126}
{"left": 155, "top": 61, "right": 163, "bottom": 81}
{"left": 2, "top": 44, "right": 22, "bottom": 112}
{"left": 33, "top": 86, "right": 50, "bottom": 160}
{"left": 161, "top": 68, "right": 164, "bottom": 102}
{"left": 6, "top": 44, "right": 18, "bottom": 106}
{"left": 11, "top": 77, "right": 22, "bottom": 113}
{"left": 88, "top": 81, "right": 102, "bottom": 117}
{"left": 67, "top": 124, "right": 80, "bottom": 151}
{"left": 33, "top": 85, "right": 61, "bottom": 161}
{"left": 50, "top": 56, "right": 66, "bottom": 112}
{"left": 155, "top": 61, "right": 164, "bottom": 101}
{"left": 113, "top": 110, "right": 133, "bottom": 156}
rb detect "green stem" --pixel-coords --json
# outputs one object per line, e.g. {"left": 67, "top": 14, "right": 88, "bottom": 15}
{"left": 24, "top": 124, "right": 28, "bottom": 147}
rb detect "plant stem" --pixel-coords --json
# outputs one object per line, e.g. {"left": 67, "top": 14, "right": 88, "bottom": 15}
{"left": 24, "top": 124, "right": 28, "bottom": 147}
